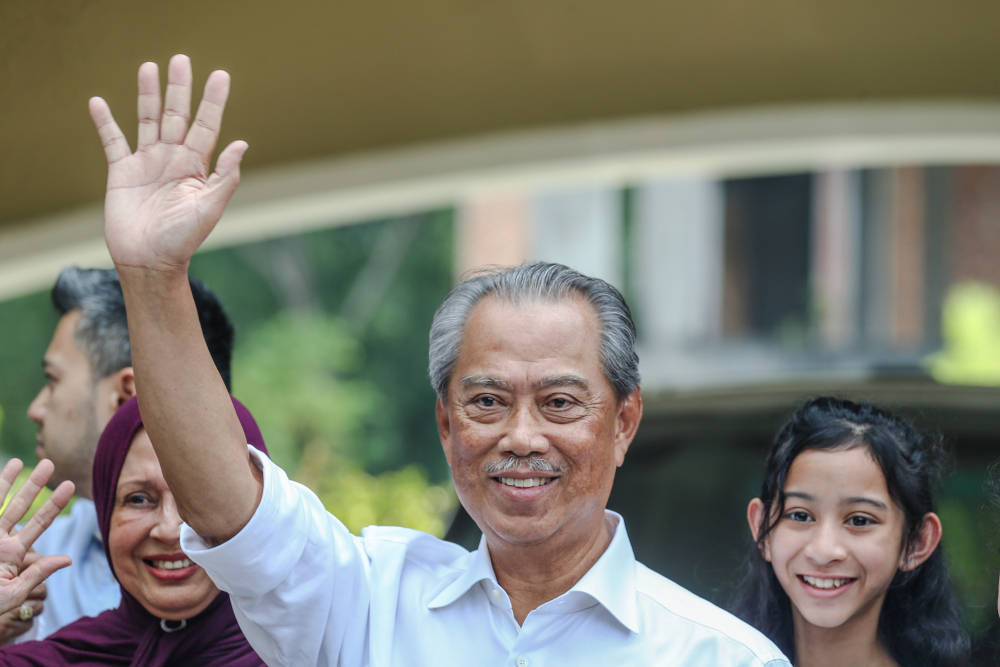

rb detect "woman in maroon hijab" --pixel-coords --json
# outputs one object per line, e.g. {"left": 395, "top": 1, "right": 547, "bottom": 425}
{"left": 0, "top": 396, "right": 267, "bottom": 666}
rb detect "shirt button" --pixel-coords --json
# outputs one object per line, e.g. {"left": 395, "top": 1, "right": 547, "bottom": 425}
{"left": 516, "top": 658, "right": 528, "bottom": 667}
{"left": 492, "top": 589, "right": 500, "bottom": 601}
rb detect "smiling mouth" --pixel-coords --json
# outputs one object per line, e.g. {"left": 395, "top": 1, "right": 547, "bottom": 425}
{"left": 146, "top": 558, "right": 194, "bottom": 570}
{"left": 800, "top": 575, "right": 856, "bottom": 590}
{"left": 142, "top": 556, "right": 201, "bottom": 582}
{"left": 496, "top": 477, "right": 555, "bottom": 488}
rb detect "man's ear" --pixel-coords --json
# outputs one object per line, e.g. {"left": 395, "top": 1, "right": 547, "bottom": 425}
{"left": 747, "top": 498, "right": 772, "bottom": 562}
{"left": 436, "top": 397, "right": 452, "bottom": 467}
{"left": 113, "top": 366, "right": 136, "bottom": 408}
{"left": 613, "top": 388, "right": 643, "bottom": 467}
{"left": 900, "top": 512, "right": 942, "bottom": 572}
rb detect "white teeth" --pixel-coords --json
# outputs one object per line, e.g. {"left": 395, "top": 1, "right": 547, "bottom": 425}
{"left": 499, "top": 477, "right": 553, "bottom": 488}
{"left": 803, "top": 575, "right": 851, "bottom": 589}
{"left": 151, "top": 558, "right": 194, "bottom": 570}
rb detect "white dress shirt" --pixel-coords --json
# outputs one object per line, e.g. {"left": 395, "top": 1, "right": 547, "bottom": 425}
{"left": 182, "top": 447, "right": 790, "bottom": 667}
{"left": 21, "top": 499, "right": 121, "bottom": 641}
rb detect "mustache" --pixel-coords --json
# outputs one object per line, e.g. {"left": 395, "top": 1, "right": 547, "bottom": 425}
{"left": 483, "top": 456, "right": 564, "bottom": 474}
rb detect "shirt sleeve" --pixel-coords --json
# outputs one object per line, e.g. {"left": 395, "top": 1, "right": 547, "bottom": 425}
{"left": 181, "top": 446, "right": 371, "bottom": 667}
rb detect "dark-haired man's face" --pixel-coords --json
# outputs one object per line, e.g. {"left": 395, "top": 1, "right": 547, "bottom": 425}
{"left": 27, "top": 311, "right": 128, "bottom": 500}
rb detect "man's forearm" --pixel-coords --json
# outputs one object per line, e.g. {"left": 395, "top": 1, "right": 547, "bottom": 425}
{"left": 118, "top": 266, "right": 261, "bottom": 543}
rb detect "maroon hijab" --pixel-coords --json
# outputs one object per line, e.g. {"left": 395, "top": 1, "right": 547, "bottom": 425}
{"left": 0, "top": 396, "right": 266, "bottom": 666}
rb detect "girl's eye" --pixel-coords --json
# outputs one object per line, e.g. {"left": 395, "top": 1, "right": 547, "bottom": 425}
{"left": 788, "top": 511, "right": 812, "bottom": 522}
{"left": 848, "top": 516, "right": 873, "bottom": 527}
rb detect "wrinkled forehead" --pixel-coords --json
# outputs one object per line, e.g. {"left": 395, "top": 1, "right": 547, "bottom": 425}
{"left": 116, "top": 429, "right": 166, "bottom": 489}
{"left": 454, "top": 295, "right": 606, "bottom": 386}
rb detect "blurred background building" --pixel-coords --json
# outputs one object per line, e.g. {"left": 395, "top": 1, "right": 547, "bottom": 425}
{"left": 4, "top": 1, "right": 1000, "bottom": 659}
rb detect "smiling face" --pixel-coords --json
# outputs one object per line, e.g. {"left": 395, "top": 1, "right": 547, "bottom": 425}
{"left": 760, "top": 447, "right": 907, "bottom": 634}
{"left": 437, "top": 295, "right": 641, "bottom": 552}
{"left": 109, "top": 429, "right": 219, "bottom": 620}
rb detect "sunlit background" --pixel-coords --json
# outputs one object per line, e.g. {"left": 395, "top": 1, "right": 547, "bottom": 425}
{"left": 5, "top": 2, "right": 1000, "bottom": 661}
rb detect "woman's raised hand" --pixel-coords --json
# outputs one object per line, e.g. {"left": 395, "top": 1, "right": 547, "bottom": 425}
{"left": 89, "top": 54, "right": 248, "bottom": 274}
{"left": 0, "top": 459, "right": 75, "bottom": 618}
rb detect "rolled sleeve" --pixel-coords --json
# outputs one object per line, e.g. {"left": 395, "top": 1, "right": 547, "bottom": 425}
{"left": 181, "top": 446, "right": 371, "bottom": 667}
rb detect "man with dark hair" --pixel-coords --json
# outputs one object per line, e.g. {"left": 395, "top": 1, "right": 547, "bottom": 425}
{"left": 5, "top": 266, "right": 234, "bottom": 643}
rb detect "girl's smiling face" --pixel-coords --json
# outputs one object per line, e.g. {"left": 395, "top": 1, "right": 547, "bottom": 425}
{"left": 749, "top": 447, "right": 933, "bottom": 633}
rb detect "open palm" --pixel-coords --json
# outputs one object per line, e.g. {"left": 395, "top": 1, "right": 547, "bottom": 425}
{"left": 90, "top": 55, "right": 247, "bottom": 273}
{"left": 0, "top": 459, "right": 75, "bottom": 617}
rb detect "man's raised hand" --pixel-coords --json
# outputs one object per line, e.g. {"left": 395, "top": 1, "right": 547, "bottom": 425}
{"left": 90, "top": 54, "right": 248, "bottom": 274}
{"left": 0, "top": 459, "right": 74, "bottom": 619}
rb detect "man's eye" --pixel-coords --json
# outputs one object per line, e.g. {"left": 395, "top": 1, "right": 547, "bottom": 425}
{"left": 477, "top": 397, "right": 497, "bottom": 408}
{"left": 550, "top": 398, "right": 568, "bottom": 408}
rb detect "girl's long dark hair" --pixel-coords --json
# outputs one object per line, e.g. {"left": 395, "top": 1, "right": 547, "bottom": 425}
{"left": 731, "top": 397, "right": 969, "bottom": 666}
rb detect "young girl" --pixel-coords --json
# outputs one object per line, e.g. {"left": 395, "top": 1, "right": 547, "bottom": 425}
{"left": 733, "top": 397, "right": 969, "bottom": 667}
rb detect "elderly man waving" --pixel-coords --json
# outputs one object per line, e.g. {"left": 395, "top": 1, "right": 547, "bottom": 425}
{"left": 88, "top": 55, "right": 790, "bottom": 667}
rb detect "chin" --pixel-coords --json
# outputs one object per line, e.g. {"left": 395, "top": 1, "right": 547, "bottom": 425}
{"left": 486, "top": 513, "right": 559, "bottom": 545}
{"left": 134, "top": 578, "right": 219, "bottom": 621}
{"left": 795, "top": 604, "right": 858, "bottom": 630}
{"left": 141, "top": 592, "right": 216, "bottom": 621}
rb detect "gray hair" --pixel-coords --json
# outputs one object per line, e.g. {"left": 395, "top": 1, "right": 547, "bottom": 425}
{"left": 428, "top": 262, "right": 640, "bottom": 403}
{"left": 52, "top": 267, "right": 132, "bottom": 380}
{"left": 51, "top": 266, "right": 235, "bottom": 388}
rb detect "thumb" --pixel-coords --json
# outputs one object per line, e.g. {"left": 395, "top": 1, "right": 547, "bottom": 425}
{"left": 202, "top": 140, "right": 247, "bottom": 213}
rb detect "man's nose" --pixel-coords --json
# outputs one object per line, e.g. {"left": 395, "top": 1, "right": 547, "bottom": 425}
{"left": 803, "top": 521, "right": 848, "bottom": 565}
{"left": 498, "top": 404, "right": 549, "bottom": 457}
{"left": 27, "top": 387, "right": 48, "bottom": 424}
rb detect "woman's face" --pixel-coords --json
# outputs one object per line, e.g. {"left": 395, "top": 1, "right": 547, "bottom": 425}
{"left": 751, "top": 448, "right": 908, "bottom": 634}
{"left": 109, "top": 429, "right": 219, "bottom": 620}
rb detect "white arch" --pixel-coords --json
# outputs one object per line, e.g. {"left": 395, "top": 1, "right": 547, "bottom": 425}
{"left": 3, "top": 100, "right": 1000, "bottom": 301}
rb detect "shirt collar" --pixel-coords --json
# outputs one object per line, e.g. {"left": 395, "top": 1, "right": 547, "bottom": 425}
{"left": 561, "top": 511, "right": 638, "bottom": 633}
{"left": 426, "top": 510, "right": 639, "bottom": 634}
{"left": 427, "top": 534, "right": 499, "bottom": 610}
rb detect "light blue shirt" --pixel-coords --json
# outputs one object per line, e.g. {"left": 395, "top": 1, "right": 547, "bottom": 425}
{"left": 183, "top": 446, "right": 791, "bottom": 667}
{"left": 22, "top": 498, "right": 121, "bottom": 640}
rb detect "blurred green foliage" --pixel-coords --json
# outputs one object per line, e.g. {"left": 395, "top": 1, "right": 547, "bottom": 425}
{"left": 233, "top": 312, "right": 376, "bottom": 473}
{"left": 233, "top": 311, "right": 456, "bottom": 535}
{"left": 938, "top": 486, "right": 999, "bottom": 634}
{"left": 0, "top": 291, "right": 60, "bottom": 461}
{"left": 928, "top": 282, "right": 1000, "bottom": 386}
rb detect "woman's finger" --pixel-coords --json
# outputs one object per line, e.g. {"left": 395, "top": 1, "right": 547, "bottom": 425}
{"left": 16, "top": 481, "right": 74, "bottom": 550}
{"left": 160, "top": 54, "right": 193, "bottom": 145}
{"left": 0, "top": 461, "right": 54, "bottom": 535}
{"left": 136, "top": 61, "right": 162, "bottom": 151}
{"left": 24, "top": 581, "right": 46, "bottom": 601}
{"left": 4, "top": 556, "right": 71, "bottom": 614}
{"left": 0, "top": 460, "right": 23, "bottom": 519}
{"left": 89, "top": 97, "right": 132, "bottom": 165}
